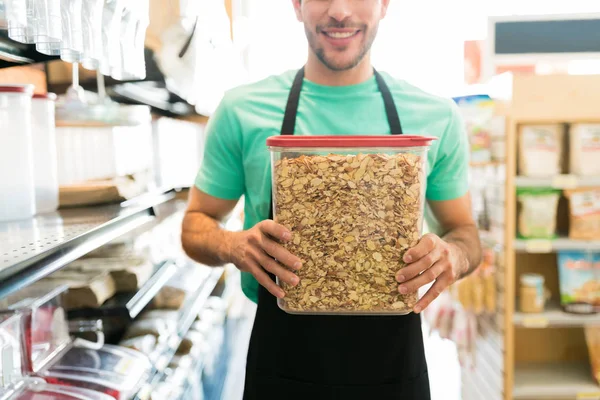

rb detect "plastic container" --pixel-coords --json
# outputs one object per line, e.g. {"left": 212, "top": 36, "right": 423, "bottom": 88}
{"left": 267, "top": 135, "right": 436, "bottom": 315}
{"left": 10, "top": 382, "right": 115, "bottom": 400}
{"left": 0, "top": 85, "right": 36, "bottom": 222}
{"left": 31, "top": 93, "right": 59, "bottom": 214}
{"left": 80, "top": 0, "right": 104, "bottom": 70}
{"left": 557, "top": 251, "right": 599, "bottom": 314}
{"left": 0, "top": 314, "right": 25, "bottom": 389}
{"left": 41, "top": 344, "right": 151, "bottom": 400}
{"left": 0, "top": 282, "right": 71, "bottom": 374}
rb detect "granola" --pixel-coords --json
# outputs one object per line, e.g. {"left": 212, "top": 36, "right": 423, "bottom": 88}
{"left": 273, "top": 152, "right": 425, "bottom": 314}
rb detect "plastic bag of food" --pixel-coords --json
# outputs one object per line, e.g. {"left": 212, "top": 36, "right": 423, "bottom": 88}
{"left": 518, "top": 124, "right": 565, "bottom": 177}
{"left": 585, "top": 326, "right": 600, "bottom": 385}
{"left": 557, "top": 251, "right": 599, "bottom": 314}
{"left": 564, "top": 187, "right": 600, "bottom": 240}
{"left": 517, "top": 188, "right": 560, "bottom": 239}
{"left": 570, "top": 124, "right": 600, "bottom": 176}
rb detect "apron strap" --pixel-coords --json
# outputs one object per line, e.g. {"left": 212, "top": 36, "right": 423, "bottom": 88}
{"left": 280, "top": 66, "right": 403, "bottom": 136}
{"left": 374, "top": 68, "right": 403, "bottom": 135}
{"left": 280, "top": 66, "right": 306, "bottom": 135}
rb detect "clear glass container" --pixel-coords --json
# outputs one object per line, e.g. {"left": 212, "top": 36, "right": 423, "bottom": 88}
{"left": 267, "top": 135, "right": 435, "bottom": 315}
{"left": 34, "top": 0, "right": 62, "bottom": 56}
{"left": 80, "top": 0, "right": 104, "bottom": 71}
{"left": 41, "top": 344, "right": 151, "bottom": 400}
{"left": 0, "top": 282, "right": 71, "bottom": 374}
{"left": 0, "top": 85, "right": 36, "bottom": 222}
{"left": 59, "top": 0, "right": 83, "bottom": 62}
{"left": 31, "top": 93, "right": 59, "bottom": 214}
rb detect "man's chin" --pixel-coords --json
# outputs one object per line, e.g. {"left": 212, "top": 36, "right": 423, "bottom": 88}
{"left": 318, "top": 55, "right": 362, "bottom": 72}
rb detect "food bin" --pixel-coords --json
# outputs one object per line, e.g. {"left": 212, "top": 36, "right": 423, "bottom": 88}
{"left": 40, "top": 344, "right": 151, "bottom": 400}
{"left": 267, "top": 135, "right": 436, "bottom": 315}
{"left": 0, "top": 282, "right": 71, "bottom": 374}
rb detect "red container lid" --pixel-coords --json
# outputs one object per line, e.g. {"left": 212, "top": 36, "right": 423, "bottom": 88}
{"left": 266, "top": 135, "right": 437, "bottom": 148}
{"left": 0, "top": 85, "right": 34, "bottom": 95}
{"left": 33, "top": 92, "right": 57, "bottom": 101}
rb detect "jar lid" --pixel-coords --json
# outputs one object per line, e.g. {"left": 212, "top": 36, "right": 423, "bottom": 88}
{"left": 266, "top": 135, "right": 437, "bottom": 148}
{"left": 0, "top": 84, "right": 34, "bottom": 96}
{"left": 521, "top": 273, "right": 544, "bottom": 286}
{"left": 33, "top": 93, "right": 57, "bottom": 101}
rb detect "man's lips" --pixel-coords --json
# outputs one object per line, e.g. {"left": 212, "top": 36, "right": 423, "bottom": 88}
{"left": 320, "top": 28, "right": 361, "bottom": 39}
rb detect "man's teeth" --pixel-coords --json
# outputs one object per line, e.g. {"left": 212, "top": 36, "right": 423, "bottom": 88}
{"left": 325, "top": 31, "right": 357, "bottom": 39}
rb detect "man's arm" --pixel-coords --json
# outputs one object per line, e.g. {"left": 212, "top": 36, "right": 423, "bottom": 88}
{"left": 181, "top": 187, "right": 302, "bottom": 299}
{"left": 394, "top": 193, "right": 482, "bottom": 313}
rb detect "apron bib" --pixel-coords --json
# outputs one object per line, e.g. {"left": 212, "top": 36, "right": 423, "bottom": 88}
{"left": 243, "top": 67, "right": 431, "bottom": 400}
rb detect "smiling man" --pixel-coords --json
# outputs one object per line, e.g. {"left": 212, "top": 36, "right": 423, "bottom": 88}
{"left": 182, "top": 0, "right": 482, "bottom": 399}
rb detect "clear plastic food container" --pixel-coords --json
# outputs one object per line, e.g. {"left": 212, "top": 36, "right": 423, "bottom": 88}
{"left": 267, "top": 135, "right": 436, "bottom": 315}
{"left": 0, "top": 282, "right": 71, "bottom": 374}
{"left": 0, "top": 85, "right": 35, "bottom": 222}
{"left": 10, "top": 382, "right": 115, "bottom": 400}
{"left": 41, "top": 344, "right": 151, "bottom": 400}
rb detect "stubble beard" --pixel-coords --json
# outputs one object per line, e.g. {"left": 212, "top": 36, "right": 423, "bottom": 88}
{"left": 305, "top": 24, "right": 378, "bottom": 72}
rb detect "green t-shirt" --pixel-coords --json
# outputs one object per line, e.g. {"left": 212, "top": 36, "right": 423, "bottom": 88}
{"left": 194, "top": 69, "right": 469, "bottom": 303}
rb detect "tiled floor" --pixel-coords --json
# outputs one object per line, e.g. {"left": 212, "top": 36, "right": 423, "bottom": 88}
{"left": 221, "top": 298, "right": 462, "bottom": 400}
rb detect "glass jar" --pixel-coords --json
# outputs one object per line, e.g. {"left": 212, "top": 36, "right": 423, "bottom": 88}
{"left": 0, "top": 85, "right": 35, "bottom": 222}
{"left": 267, "top": 135, "right": 435, "bottom": 315}
{"left": 520, "top": 273, "right": 546, "bottom": 314}
{"left": 31, "top": 93, "right": 59, "bottom": 214}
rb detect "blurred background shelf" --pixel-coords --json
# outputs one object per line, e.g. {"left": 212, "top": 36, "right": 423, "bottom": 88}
{"left": 514, "top": 303, "right": 600, "bottom": 328}
{"left": 514, "top": 238, "right": 600, "bottom": 253}
{"left": 513, "top": 363, "right": 600, "bottom": 400}
{"left": 0, "top": 189, "right": 176, "bottom": 299}
{"left": 515, "top": 175, "right": 600, "bottom": 189}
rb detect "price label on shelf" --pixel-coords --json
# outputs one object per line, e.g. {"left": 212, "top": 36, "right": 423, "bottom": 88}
{"left": 552, "top": 174, "right": 578, "bottom": 189}
{"left": 525, "top": 240, "right": 553, "bottom": 253}
{"left": 522, "top": 316, "right": 549, "bottom": 328}
{"left": 577, "top": 392, "right": 600, "bottom": 400}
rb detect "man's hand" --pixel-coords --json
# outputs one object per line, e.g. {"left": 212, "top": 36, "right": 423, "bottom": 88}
{"left": 228, "top": 220, "right": 302, "bottom": 299}
{"left": 395, "top": 233, "right": 470, "bottom": 314}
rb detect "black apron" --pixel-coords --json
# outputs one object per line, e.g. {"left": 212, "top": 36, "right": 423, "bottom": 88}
{"left": 243, "top": 67, "right": 431, "bottom": 400}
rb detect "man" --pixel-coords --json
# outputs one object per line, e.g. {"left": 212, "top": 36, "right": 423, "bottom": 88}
{"left": 182, "top": 0, "right": 481, "bottom": 399}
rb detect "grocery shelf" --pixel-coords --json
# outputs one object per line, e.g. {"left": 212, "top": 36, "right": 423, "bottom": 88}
{"left": 514, "top": 302, "right": 600, "bottom": 328}
{"left": 515, "top": 175, "right": 600, "bottom": 189}
{"left": 514, "top": 363, "right": 600, "bottom": 400}
{"left": 66, "top": 260, "right": 180, "bottom": 320}
{"left": 0, "top": 189, "right": 176, "bottom": 299}
{"left": 514, "top": 238, "right": 600, "bottom": 253}
{"left": 134, "top": 266, "right": 225, "bottom": 400}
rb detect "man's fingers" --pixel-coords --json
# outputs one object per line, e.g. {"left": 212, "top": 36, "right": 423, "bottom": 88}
{"left": 257, "top": 252, "right": 300, "bottom": 287}
{"left": 250, "top": 261, "right": 286, "bottom": 299}
{"left": 398, "top": 260, "right": 446, "bottom": 295}
{"left": 259, "top": 220, "right": 292, "bottom": 243}
{"left": 413, "top": 273, "right": 451, "bottom": 313}
{"left": 403, "top": 233, "right": 437, "bottom": 263}
{"left": 396, "top": 246, "right": 440, "bottom": 283}
{"left": 262, "top": 236, "right": 302, "bottom": 270}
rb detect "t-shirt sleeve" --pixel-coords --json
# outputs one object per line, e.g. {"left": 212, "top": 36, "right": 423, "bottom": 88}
{"left": 425, "top": 101, "right": 470, "bottom": 201}
{"left": 194, "top": 94, "right": 245, "bottom": 200}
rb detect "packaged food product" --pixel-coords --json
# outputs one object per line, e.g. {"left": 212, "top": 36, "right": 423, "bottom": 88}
{"left": 119, "top": 334, "right": 158, "bottom": 355}
{"left": 41, "top": 344, "right": 151, "bottom": 400}
{"left": 151, "top": 264, "right": 211, "bottom": 310}
{"left": 569, "top": 124, "right": 600, "bottom": 176}
{"left": 42, "top": 270, "right": 116, "bottom": 310}
{"left": 517, "top": 188, "right": 560, "bottom": 239}
{"left": 557, "top": 251, "right": 599, "bottom": 314}
{"left": 519, "top": 273, "right": 548, "bottom": 314}
{"left": 585, "top": 326, "right": 600, "bottom": 385}
{"left": 564, "top": 187, "right": 600, "bottom": 240}
{"left": 268, "top": 135, "right": 435, "bottom": 315}
{"left": 67, "top": 257, "right": 154, "bottom": 293}
{"left": 518, "top": 124, "right": 565, "bottom": 177}
{"left": 122, "top": 318, "right": 174, "bottom": 342}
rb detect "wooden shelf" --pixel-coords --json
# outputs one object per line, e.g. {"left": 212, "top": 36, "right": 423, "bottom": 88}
{"left": 514, "top": 303, "right": 600, "bottom": 328}
{"left": 514, "top": 363, "right": 599, "bottom": 400}
{"left": 515, "top": 175, "right": 600, "bottom": 189}
{"left": 514, "top": 238, "right": 600, "bottom": 253}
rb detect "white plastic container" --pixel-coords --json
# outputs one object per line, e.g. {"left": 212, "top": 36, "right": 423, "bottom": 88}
{"left": 267, "top": 135, "right": 436, "bottom": 315}
{"left": 31, "top": 93, "right": 59, "bottom": 214}
{"left": 0, "top": 85, "right": 36, "bottom": 222}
